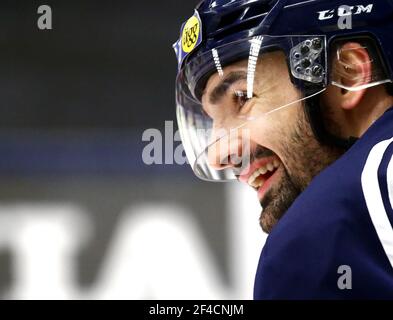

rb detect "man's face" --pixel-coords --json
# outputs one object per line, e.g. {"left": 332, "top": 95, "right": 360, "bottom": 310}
{"left": 201, "top": 51, "right": 344, "bottom": 233}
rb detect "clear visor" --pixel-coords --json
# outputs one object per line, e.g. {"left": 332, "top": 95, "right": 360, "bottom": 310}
{"left": 176, "top": 35, "right": 391, "bottom": 181}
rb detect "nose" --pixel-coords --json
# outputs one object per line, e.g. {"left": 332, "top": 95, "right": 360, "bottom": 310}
{"left": 207, "top": 127, "right": 245, "bottom": 171}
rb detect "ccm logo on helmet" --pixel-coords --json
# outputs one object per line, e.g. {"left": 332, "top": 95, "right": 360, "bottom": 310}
{"left": 317, "top": 4, "right": 373, "bottom": 21}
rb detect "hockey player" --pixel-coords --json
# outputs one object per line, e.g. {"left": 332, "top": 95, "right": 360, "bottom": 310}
{"left": 173, "top": 0, "right": 393, "bottom": 298}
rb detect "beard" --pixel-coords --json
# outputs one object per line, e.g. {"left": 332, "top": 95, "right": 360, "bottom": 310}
{"left": 259, "top": 104, "right": 345, "bottom": 234}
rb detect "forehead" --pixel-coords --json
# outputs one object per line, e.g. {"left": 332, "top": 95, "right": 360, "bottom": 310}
{"left": 203, "top": 50, "right": 288, "bottom": 96}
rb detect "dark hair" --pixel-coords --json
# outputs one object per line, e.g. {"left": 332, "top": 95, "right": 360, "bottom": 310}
{"left": 385, "top": 83, "right": 393, "bottom": 96}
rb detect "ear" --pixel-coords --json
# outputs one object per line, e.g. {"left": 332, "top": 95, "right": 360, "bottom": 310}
{"left": 331, "top": 42, "right": 372, "bottom": 110}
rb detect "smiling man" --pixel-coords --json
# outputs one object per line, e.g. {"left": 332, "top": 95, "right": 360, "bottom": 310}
{"left": 174, "top": 0, "right": 393, "bottom": 299}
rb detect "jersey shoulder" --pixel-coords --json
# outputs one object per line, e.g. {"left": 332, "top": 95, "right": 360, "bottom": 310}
{"left": 254, "top": 107, "right": 393, "bottom": 299}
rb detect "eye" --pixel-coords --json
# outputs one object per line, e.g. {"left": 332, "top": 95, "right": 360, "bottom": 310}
{"left": 233, "top": 90, "right": 252, "bottom": 110}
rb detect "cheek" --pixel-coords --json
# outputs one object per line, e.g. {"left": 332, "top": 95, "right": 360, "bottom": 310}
{"left": 246, "top": 105, "right": 303, "bottom": 161}
{"left": 247, "top": 117, "right": 281, "bottom": 151}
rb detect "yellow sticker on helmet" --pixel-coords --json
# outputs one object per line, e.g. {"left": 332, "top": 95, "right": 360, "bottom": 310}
{"left": 173, "top": 10, "right": 203, "bottom": 71}
{"left": 182, "top": 15, "right": 200, "bottom": 53}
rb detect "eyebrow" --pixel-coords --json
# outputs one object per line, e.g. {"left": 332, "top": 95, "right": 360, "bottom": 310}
{"left": 208, "top": 71, "right": 247, "bottom": 105}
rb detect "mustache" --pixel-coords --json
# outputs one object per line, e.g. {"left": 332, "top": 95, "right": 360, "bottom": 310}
{"left": 250, "top": 145, "right": 275, "bottom": 163}
{"left": 233, "top": 145, "right": 275, "bottom": 172}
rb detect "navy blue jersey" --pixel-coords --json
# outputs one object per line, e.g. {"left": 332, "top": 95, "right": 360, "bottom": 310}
{"left": 254, "top": 107, "right": 393, "bottom": 299}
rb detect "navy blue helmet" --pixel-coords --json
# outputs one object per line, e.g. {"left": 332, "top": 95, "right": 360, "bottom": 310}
{"left": 173, "top": 0, "right": 393, "bottom": 181}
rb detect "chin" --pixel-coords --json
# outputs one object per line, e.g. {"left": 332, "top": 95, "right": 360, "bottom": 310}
{"left": 259, "top": 209, "right": 279, "bottom": 234}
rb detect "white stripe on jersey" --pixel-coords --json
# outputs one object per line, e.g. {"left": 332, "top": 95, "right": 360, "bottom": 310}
{"left": 361, "top": 137, "right": 393, "bottom": 269}
{"left": 387, "top": 155, "right": 393, "bottom": 211}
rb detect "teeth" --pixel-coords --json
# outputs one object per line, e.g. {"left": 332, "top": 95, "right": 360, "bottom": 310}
{"left": 249, "top": 175, "right": 266, "bottom": 189}
{"left": 255, "top": 177, "right": 266, "bottom": 189}
{"left": 259, "top": 167, "right": 267, "bottom": 175}
{"left": 246, "top": 158, "right": 281, "bottom": 189}
{"left": 247, "top": 170, "right": 261, "bottom": 186}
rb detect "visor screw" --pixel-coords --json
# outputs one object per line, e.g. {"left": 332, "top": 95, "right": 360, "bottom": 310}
{"left": 312, "top": 65, "right": 323, "bottom": 77}
{"left": 312, "top": 38, "right": 322, "bottom": 50}
{"left": 300, "top": 45, "right": 310, "bottom": 55}
{"left": 301, "top": 58, "right": 311, "bottom": 68}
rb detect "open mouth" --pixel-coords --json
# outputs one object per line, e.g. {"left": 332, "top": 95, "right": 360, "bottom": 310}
{"left": 239, "top": 155, "right": 282, "bottom": 200}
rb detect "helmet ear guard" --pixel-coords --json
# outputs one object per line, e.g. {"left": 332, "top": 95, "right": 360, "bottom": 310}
{"left": 303, "top": 35, "right": 393, "bottom": 151}
{"left": 328, "top": 35, "right": 392, "bottom": 92}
